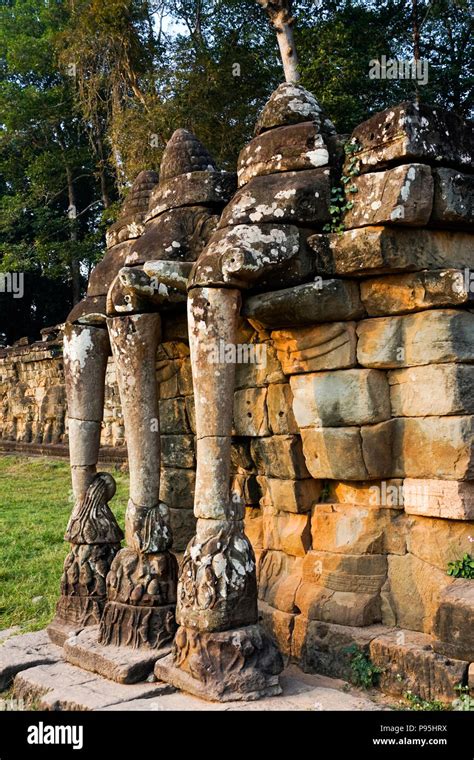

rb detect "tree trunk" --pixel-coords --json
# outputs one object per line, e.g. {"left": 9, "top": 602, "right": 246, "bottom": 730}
{"left": 65, "top": 163, "right": 81, "bottom": 305}
{"left": 256, "top": 1, "right": 300, "bottom": 83}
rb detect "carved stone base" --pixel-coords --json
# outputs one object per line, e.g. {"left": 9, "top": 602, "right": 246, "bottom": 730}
{"left": 154, "top": 624, "right": 283, "bottom": 702}
{"left": 47, "top": 594, "right": 104, "bottom": 646}
{"left": 63, "top": 626, "right": 171, "bottom": 684}
{"left": 99, "top": 600, "right": 176, "bottom": 650}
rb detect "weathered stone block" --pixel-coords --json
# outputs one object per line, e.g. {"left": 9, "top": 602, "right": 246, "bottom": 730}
{"left": 348, "top": 102, "right": 473, "bottom": 174}
{"left": 403, "top": 478, "right": 474, "bottom": 520}
{"left": 250, "top": 435, "right": 310, "bottom": 479}
{"left": 386, "top": 553, "right": 453, "bottom": 633}
{"left": 220, "top": 168, "right": 331, "bottom": 227}
{"left": 370, "top": 629, "right": 468, "bottom": 702}
{"left": 244, "top": 507, "right": 263, "bottom": 551}
{"left": 406, "top": 515, "right": 474, "bottom": 570}
{"left": 360, "top": 270, "right": 472, "bottom": 316}
{"left": 271, "top": 322, "right": 358, "bottom": 374}
{"left": 146, "top": 170, "right": 236, "bottom": 219}
{"left": 235, "top": 341, "right": 286, "bottom": 388}
{"left": 292, "top": 617, "right": 388, "bottom": 679}
{"left": 262, "top": 508, "right": 311, "bottom": 557}
{"left": 389, "top": 364, "right": 474, "bottom": 416}
{"left": 160, "top": 435, "right": 195, "bottom": 469}
{"left": 233, "top": 387, "right": 269, "bottom": 436}
{"left": 266, "top": 383, "right": 298, "bottom": 434}
{"left": 243, "top": 279, "right": 364, "bottom": 328}
{"left": 169, "top": 507, "right": 196, "bottom": 552}
{"left": 258, "top": 601, "right": 294, "bottom": 657}
{"left": 295, "top": 584, "right": 381, "bottom": 627}
{"left": 302, "top": 550, "right": 387, "bottom": 594}
{"left": 158, "top": 397, "right": 190, "bottom": 434}
{"left": 311, "top": 503, "right": 406, "bottom": 555}
{"left": 291, "top": 369, "right": 390, "bottom": 428}
{"left": 392, "top": 416, "right": 474, "bottom": 480}
{"left": 257, "top": 550, "right": 303, "bottom": 613}
{"left": 433, "top": 581, "right": 474, "bottom": 662}
{"left": 328, "top": 479, "right": 404, "bottom": 509}
{"left": 300, "top": 421, "right": 394, "bottom": 480}
{"left": 231, "top": 474, "right": 262, "bottom": 506}
{"left": 159, "top": 467, "right": 195, "bottom": 509}
{"left": 310, "top": 227, "right": 474, "bottom": 277}
{"left": 344, "top": 164, "right": 433, "bottom": 228}
{"left": 237, "top": 122, "right": 329, "bottom": 186}
{"left": 260, "top": 477, "right": 321, "bottom": 514}
{"left": 357, "top": 309, "right": 474, "bottom": 368}
{"left": 431, "top": 168, "right": 474, "bottom": 227}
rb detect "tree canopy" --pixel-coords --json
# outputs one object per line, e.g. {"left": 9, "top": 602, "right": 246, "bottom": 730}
{"left": 0, "top": 0, "right": 472, "bottom": 344}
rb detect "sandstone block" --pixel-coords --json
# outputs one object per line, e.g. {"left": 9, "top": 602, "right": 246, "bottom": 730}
{"left": 431, "top": 168, "right": 474, "bottom": 227}
{"left": 244, "top": 507, "right": 263, "bottom": 551}
{"left": 360, "top": 270, "right": 472, "bottom": 316}
{"left": 160, "top": 435, "right": 195, "bottom": 469}
{"left": 389, "top": 364, "right": 474, "bottom": 416}
{"left": 311, "top": 503, "right": 406, "bottom": 555}
{"left": 406, "top": 514, "right": 474, "bottom": 570}
{"left": 261, "top": 477, "right": 321, "bottom": 514}
{"left": 237, "top": 122, "right": 329, "bottom": 186}
{"left": 300, "top": 421, "right": 394, "bottom": 480}
{"left": 392, "top": 416, "right": 474, "bottom": 480}
{"left": 433, "top": 581, "right": 474, "bottom": 662}
{"left": 159, "top": 467, "right": 195, "bottom": 509}
{"left": 250, "top": 435, "right": 310, "bottom": 479}
{"left": 158, "top": 397, "right": 190, "bottom": 434}
{"left": 386, "top": 553, "right": 453, "bottom": 633}
{"left": 267, "top": 383, "right": 298, "bottom": 434}
{"left": 243, "top": 279, "right": 364, "bottom": 328}
{"left": 292, "top": 617, "right": 388, "bottom": 679}
{"left": 220, "top": 168, "right": 331, "bottom": 227}
{"left": 343, "top": 164, "right": 433, "bottom": 228}
{"left": 271, "top": 322, "right": 358, "bottom": 374}
{"left": 328, "top": 479, "right": 404, "bottom": 509}
{"left": 310, "top": 227, "right": 474, "bottom": 277}
{"left": 262, "top": 508, "right": 311, "bottom": 557}
{"left": 146, "top": 170, "right": 236, "bottom": 219}
{"left": 257, "top": 550, "right": 303, "bottom": 613}
{"left": 348, "top": 102, "right": 473, "bottom": 174}
{"left": 169, "top": 507, "right": 195, "bottom": 552}
{"left": 295, "top": 584, "right": 381, "bottom": 627}
{"left": 370, "top": 629, "right": 468, "bottom": 702}
{"left": 258, "top": 601, "right": 294, "bottom": 657}
{"left": 403, "top": 478, "right": 474, "bottom": 520}
{"left": 357, "top": 309, "right": 474, "bottom": 368}
{"left": 291, "top": 369, "right": 390, "bottom": 428}
{"left": 231, "top": 474, "right": 262, "bottom": 506}
{"left": 302, "top": 550, "right": 387, "bottom": 594}
{"left": 235, "top": 341, "right": 286, "bottom": 389}
{"left": 233, "top": 387, "right": 269, "bottom": 436}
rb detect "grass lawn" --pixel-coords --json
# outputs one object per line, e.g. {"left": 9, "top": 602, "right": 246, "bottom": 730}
{"left": 0, "top": 456, "right": 129, "bottom": 632}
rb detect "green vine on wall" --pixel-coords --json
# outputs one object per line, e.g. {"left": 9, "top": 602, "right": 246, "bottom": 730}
{"left": 323, "top": 140, "right": 361, "bottom": 234}
{"left": 447, "top": 552, "right": 474, "bottom": 579}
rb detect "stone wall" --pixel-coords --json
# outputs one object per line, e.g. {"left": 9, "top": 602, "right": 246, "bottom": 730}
{"left": 1, "top": 100, "right": 473, "bottom": 702}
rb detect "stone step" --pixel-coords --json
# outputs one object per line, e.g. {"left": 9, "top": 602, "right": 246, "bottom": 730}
{"left": 0, "top": 630, "right": 62, "bottom": 691}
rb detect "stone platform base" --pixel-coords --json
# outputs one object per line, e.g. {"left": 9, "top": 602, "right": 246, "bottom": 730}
{"left": 63, "top": 626, "right": 170, "bottom": 684}
{"left": 155, "top": 653, "right": 282, "bottom": 702}
{"left": 47, "top": 620, "right": 84, "bottom": 647}
{"left": 13, "top": 661, "right": 174, "bottom": 710}
{"left": 154, "top": 624, "right": 284, "bottom": 702}
{"left": 0, "top": 630, "right": 62, "bottom": 691}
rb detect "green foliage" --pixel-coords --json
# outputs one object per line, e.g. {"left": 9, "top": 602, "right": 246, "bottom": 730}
{"left": 403, "top": 691, "right": 449, "bottom": 711}
{"left": 345, "top": 644, "right": 382, "bottom": 689}
{"left": 452, "top": 685, "right": 474, "bottom": 711}
{"left": 323, "top": 140, "right": 360, "bottom": 233}
{"left": 447, "top": 553, "right": 474, "bottom": 579}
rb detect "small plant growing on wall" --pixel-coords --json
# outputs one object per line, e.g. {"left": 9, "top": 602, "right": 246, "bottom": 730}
{"left": 344, "top": 644, "right": 382, "bottom": 689}
{"left": 323, "top": 140, "right": 360, "bottom": 234}
{"left": 447, "top": 548, "right": 474, "bottom": 580}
